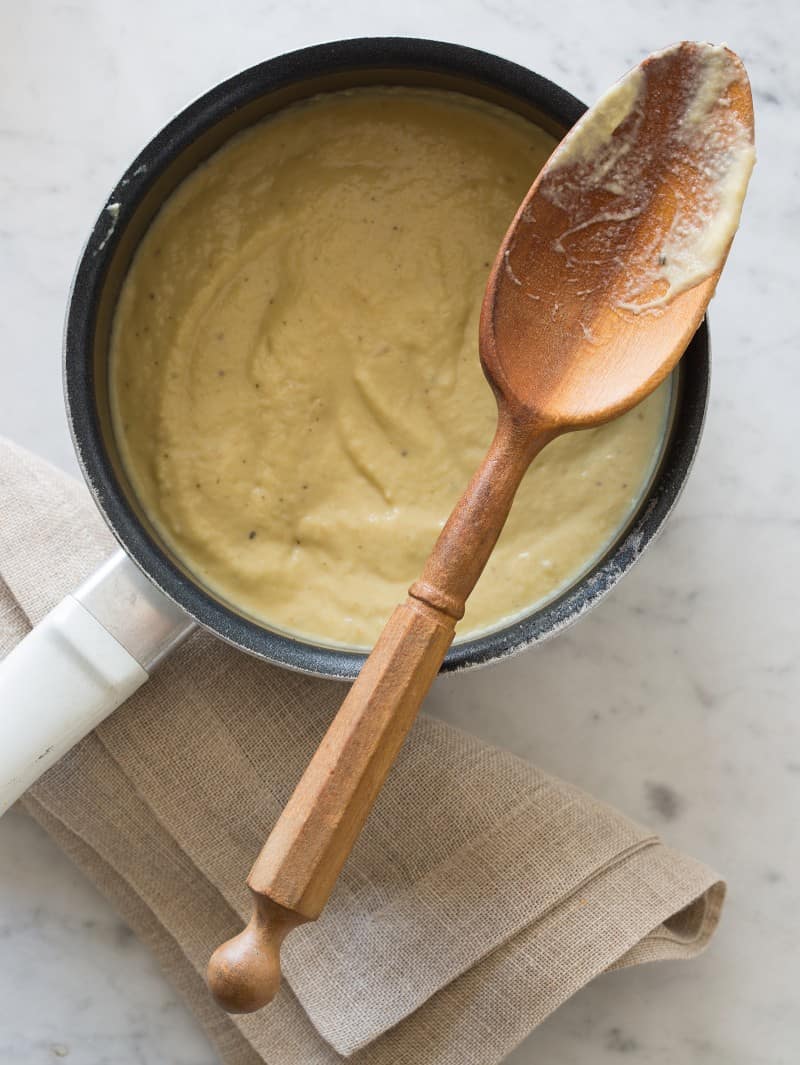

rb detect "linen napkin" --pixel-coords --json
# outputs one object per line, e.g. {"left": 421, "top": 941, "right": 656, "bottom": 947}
{"left": 0, "top": 436, "right": 724, "bottom": 1064}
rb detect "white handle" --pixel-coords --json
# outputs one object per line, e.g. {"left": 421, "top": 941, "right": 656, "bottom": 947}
{"left": 0, "top": 551, "right": 195, "bottom": 815}
{"left": 0, "top": 596, "right": 146, "bottom": 814}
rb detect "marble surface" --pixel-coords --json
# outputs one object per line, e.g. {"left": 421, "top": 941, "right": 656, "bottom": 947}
{"left": 0, "top": 1, "right": 797, "bottom": 1062}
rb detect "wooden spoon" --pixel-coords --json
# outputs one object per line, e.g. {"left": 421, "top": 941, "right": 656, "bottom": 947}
{"left": 207, "top": 41, "right": 754, "bottom": 1012}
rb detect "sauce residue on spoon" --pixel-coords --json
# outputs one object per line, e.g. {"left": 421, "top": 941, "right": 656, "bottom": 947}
{"left": 545, "top": 42, "right": 755, "bottom": 313}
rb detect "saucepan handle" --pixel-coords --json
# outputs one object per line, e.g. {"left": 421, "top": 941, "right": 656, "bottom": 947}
{"left": 0, "top": 550, "right": 195, "bottom": 815}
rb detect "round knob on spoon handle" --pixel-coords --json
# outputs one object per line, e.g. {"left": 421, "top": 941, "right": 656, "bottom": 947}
{"left": 206, "top": 894, "right": 303, "bottom": 1013}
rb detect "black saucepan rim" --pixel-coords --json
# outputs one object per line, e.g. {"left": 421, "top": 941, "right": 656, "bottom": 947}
{"left": 64, "top": 37, "right": 709, "bottom": 680}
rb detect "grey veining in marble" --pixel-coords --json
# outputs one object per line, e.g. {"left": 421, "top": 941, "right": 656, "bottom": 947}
{"left": 1, "top": 1, "right": 798, "bottom": 1063}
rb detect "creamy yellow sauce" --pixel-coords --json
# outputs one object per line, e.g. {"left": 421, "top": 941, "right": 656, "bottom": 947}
{"left": 110, "top": 87, "right": 671, "bottom": 649}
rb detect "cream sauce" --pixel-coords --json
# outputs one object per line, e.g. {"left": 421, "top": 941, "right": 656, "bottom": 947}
{"left": 110, "top": 88, "right": 671, "bottom": 648}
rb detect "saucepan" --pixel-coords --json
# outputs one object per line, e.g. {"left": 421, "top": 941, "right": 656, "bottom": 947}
{"left": 0, "top": 37, "right": 709, "bottom": 815}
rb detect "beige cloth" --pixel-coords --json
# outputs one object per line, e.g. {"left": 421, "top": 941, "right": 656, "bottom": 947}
{"left": 0, "top": 437, "right": 724, "bottom": 1064}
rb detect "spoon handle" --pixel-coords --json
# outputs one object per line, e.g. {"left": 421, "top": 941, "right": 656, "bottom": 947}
{"left": 206, "top": 415, "right": 552, "bottom": 1013}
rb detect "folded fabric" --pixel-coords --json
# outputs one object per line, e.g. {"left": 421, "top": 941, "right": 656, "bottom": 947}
{"left": 0, "top": 437, "right": 724, "bottom": 1064}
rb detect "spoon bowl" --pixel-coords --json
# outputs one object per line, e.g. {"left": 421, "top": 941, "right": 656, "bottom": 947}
{"left": 482, "top": 41, "right": 754, "bottom": 429}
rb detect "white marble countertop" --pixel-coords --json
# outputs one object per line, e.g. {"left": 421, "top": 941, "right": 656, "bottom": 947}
{"left": 1, "top": 1, "right": 797, "bottom": 1062}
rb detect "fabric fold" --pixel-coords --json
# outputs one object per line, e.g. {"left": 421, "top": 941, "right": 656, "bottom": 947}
{"left": 0, "top": 438, "right": 724, "bottom": 1063}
